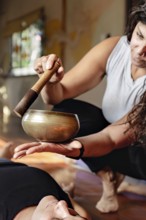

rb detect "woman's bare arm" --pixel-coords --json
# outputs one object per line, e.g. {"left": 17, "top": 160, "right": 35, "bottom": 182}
{"left": 78, "top": 114, "right": 134, "bottom": 157}
{"left": 35, "top": 36, "right": 120, "bottom": 105}
{"left": 13, "top": 112, "right": 134, "bottom": 160}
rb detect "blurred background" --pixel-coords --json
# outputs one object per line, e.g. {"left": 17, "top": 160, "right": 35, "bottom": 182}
{"left": 0, "top": 0, "right": 137, "bottom": 117}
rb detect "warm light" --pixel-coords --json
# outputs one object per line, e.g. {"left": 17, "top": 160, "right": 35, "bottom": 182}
{"left": 3, "top": 106, "right": 11, "bottom": 124}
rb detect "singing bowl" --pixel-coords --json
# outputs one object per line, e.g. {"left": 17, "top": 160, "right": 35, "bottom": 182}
{"left": 22, "top": 109, "right": 80, "bottom": 142}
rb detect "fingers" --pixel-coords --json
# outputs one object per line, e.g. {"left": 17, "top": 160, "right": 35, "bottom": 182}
{"left": 34, "top": 54, "right": 64, "bottom": 84}
{"left": 14, "top": 142, "right": 39, "bottom": 152}
{"left": 45, "top": 54, "right": 59, "bottom": 69}
{"left": 26, "top": 144, "right": 47, "bottom": 154}
{"left": 34, "top": 54, "right": 64, "bottom": 74}
{"left": 13, "top": 140, "right": 82, "bottom": 159}
{"left": 13, "top": 150, "right": 27, "bottom": 159}
{"left": 13, "top": 142, "right": 56, "bottom": 159}
{"left": 13, "top": 142, "right": 40, "bottom": 159}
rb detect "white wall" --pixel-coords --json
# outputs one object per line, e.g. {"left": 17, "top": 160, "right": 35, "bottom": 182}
{"left": 65, "top": 0, "right": 126, "bottom": 106}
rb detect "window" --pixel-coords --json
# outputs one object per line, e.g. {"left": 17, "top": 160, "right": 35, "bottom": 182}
{"left": 4, "top": 8, "right": 45, "bottom": 76}
{"left": 11, "top": 19, "right": 44, "bottom": 76}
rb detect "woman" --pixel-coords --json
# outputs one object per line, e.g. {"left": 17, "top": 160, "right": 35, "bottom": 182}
{"left": 0, "top": 143, "right": 90, "bottom": 220}
{"left": 14, "top": 2, "right": 146, "bottom": 213}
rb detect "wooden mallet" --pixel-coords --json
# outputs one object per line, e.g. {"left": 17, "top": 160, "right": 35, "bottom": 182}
{"left": 13, "top": 61, "right": 60, "bottom": 118}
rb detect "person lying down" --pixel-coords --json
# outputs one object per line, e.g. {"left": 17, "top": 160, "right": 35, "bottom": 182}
{"left": 0, "top": 142, "right": 91, "bottom": 220}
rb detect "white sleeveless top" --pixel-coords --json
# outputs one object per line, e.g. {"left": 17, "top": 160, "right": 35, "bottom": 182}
{"left": 102, "top": 36, "right": 146, "bottom": 123}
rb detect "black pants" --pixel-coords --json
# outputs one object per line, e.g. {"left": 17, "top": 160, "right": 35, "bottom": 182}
{"left": 0, "top": 159, "right": 72, "bottom": 220}
{"left": 53, "top": 99, "right": 146, "bottom": 180}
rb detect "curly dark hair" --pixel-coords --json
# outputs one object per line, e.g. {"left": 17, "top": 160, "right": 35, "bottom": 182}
{"left": 125, "top": 1, "right": 146, "bottom": 42}
{"left": 127, "top": 91, "right": 146, "bottom": 144}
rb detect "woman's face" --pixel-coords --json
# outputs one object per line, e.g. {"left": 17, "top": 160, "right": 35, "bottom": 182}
{"left": 31, "top": 196, "right": 88, "bottom": 220}
{"left": 130, "top": 22, "right": 146, "bottom": 68}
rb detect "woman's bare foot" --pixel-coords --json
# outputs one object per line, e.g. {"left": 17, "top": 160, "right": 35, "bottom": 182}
{"left": 118, "top": 180, "right": 146, "bottom": 196}
{"left": 96, "top": 168, "right": 124, "bottom": 213}
{"left": 0, "top": 142, "right": 15, "bottom": 159}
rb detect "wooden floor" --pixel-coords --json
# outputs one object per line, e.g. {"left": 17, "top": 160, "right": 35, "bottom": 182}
{"left": 1, "top": 113, "right": 146, "bottom": 220}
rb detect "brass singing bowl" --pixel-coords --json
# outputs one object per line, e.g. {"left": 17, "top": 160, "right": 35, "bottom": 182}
{"left": 22, "top": 109, "right": 80, "bottom": 142}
